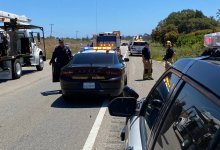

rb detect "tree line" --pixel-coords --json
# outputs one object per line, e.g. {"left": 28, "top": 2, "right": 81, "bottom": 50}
{"left": 151, "top": 9, "right": 220, "bottom": 48}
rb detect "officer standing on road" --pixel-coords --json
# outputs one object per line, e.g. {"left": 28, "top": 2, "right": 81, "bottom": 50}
{"left": 49, "top": 38, "right": 72, "bottom": 82}
{"left": 142, "top": 42, "right": 153, "bottom": 80}
{"left": 163, "top": 41, "right": 176, "bottom": 70}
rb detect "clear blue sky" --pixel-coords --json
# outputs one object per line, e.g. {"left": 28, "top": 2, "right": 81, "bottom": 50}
{"left": 1, "top": 0, "right": 219, "bottom": 38}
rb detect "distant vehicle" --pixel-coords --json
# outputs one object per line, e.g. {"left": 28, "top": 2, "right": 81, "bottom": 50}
{"left": 92, "top": 31, "right": 121, "bottom": 49}
{"left": 129, "top": 36, "right": 147, "bottom": 55}
{"left": 129, "top": 41, "right": 147, "bottom": 56}
{"left": 0, "top": 11, "right": 46, "bottom": 80}
{"left": 108, "top": 35, "right": 220, "bottom": 150}
{"left": 60, "top": 47, "right": 129, "bottom": 99}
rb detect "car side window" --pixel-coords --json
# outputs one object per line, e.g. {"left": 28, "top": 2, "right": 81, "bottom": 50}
{"left": 154, "top": 83, "right": 220, "bottom": 150}
{"left": 142, "top": 72, "right": 180, "bottom": 136}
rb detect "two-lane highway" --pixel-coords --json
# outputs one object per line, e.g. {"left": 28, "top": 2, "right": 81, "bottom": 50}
{"left": 0, "top": 63, "right": 103, "bottom": 150}
{"left": 0, "top": 46, "right": 164, "bottom": 150}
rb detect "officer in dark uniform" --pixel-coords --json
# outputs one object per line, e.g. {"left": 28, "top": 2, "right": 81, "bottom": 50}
{"left": 49, "top": 39, "right": 72, "bottom": 82}
{"left": 163, "top": 41, "right": 176, "bottom": 70}
{"left": 142, "top": 42, "right": 153, "bottom": 80}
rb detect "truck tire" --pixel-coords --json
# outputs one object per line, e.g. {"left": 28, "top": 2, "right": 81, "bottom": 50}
{"left": 36, "top": 55, "right": 44, "bottom": 71}
{"left": 12, "top": 59, "right": 22, "bottom": 79}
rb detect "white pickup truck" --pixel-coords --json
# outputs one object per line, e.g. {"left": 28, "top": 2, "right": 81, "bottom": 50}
{"left": 129, "top": 41, "right": 147, "bottom": 56}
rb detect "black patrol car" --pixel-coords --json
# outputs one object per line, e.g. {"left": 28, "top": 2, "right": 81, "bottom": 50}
{"left": 109, "top": 47, "right": 220, "bottom": 150}
{"left": 60, "top": 48, "right": 129, "bottom": 99}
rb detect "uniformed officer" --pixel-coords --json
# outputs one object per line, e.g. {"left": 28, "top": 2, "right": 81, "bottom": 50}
{"left": 49, "top": 38, "right": 72, "bottom": 82}
{"left": 163, "top": 41, "right": 176, "bottom": 70}
{"left": 142, "top": 42, "right": 153, "bottom": 80}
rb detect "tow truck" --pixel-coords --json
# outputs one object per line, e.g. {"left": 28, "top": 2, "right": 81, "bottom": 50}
{"left": 0, "top": 11, "right": 46, "bottom": 79}
{"left": 92, "top": 31, "right": 121, "bottom": 49}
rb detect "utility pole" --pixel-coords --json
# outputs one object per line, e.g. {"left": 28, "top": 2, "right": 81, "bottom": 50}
{"left": 96, "top": 0, "right": 98, "bottom": 33}
{"left": 75, "top": 30, "right": 79, "bottom": 39}
{"left": 49, "top": 24, "right": 54, "bottom": 37}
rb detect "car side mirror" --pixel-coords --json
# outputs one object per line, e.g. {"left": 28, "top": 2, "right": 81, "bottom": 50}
{"left": 123, "top": 58, "right": 129, "bottom": 62}
{"left": 108, "top": 97, "right": 137, "bottom": 117}
{"left": 123, "top": 86, "right": 139, "bottom": 99}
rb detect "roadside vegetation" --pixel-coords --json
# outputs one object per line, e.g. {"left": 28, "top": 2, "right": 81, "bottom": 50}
{"left": 150, "top": 9, "right": 220, "bottom": 61}
{"left": 43, "top": 9, "right": 220, "bottom": 61}
{"left": 151, "top": 9, "right": 220, "bottom": 46}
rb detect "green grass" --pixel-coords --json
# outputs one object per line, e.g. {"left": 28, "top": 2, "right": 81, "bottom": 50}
{"left": 43, "top": 39, "right": 204, "bottom": 61}
{"left": 150, "top": 43, "right": 204, "bottom": 62}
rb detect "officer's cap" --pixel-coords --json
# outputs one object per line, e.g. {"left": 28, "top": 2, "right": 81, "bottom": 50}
{"left": 58, "top": 38, "right": 64, "bottom": 43}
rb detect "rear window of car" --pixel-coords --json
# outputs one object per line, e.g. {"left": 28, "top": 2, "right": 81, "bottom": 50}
{"left": 133, "top": 42, "right": 146, "bottom": 46}
{"left": 71, "top": 53, "right": 117, "bottom": 65}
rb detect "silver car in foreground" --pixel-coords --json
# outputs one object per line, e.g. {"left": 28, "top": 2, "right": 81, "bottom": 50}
{"left": 109, "top": 54, "right": 220, "bottom": 150}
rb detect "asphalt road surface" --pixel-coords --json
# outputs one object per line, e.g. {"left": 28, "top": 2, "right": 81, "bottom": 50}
{"left": 0, "top": 46, "right": 164, "bottom": 150}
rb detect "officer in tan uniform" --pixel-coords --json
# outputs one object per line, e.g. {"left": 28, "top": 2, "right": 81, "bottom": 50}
{"left": 142, "top": 42, "right": 153, "bottom": 80}
{"left": 163, "top": 41, "right": 176, "bottom": 70}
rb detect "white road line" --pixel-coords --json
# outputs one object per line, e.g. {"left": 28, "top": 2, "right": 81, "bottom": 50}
{"left": 82, "top": 100, "right": 108, "bottom": 150}
{"left": 82, "top": 47, "right": 128, "bottom": 150}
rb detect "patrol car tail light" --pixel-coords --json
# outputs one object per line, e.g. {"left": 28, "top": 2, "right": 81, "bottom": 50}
{"left": 60, "top": 70, "right": 74, "bottom": 77}
{"left": 105, "top": 69, "right": 121, "bottom": 77}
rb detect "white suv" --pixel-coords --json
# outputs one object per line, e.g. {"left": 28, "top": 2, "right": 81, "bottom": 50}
{"left": 130, "top": 41, "right": 147, "bottom": 55}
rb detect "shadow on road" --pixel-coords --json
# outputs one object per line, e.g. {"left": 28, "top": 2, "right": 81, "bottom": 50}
{"left": 51, "top": 95, "right": 106, "bottom": 109}
{"left": 22, "top": 69, "right": 37, "bottom": 75}
{"left": 0, "top": 69, "right": 37, "bottom": 83}
{"left": 0, "top": 80, "right": 8, "bottom": 83}
{"left": 129, "top": 54, "right": 142, "bottom": 57}
{"left": 41, "top": 90, "right": 62, "bottom": 96}
{"left": 135, "top": 79, "right": 146, "bottom": 81}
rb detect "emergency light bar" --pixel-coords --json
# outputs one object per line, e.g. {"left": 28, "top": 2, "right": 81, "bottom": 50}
{"left": 92, "top": 46, "right": 112, "bottom": 50}
{"left": 204, "top": 32, "right": 220, "bottom": 47}
{"left": 98, "top": 43, "right": 114, "bottom": 47}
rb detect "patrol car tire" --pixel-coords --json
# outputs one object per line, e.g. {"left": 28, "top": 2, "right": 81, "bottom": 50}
{"left": 12, "top": 59, "right": 22, "bottom": 79}
{"left": 36, "top": 55, "right": 44, "bottom": 71}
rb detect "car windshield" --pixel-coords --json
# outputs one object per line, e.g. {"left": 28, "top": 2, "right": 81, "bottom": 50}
{"left": 71, "top": 53, "right": 116, "bottom": 65}
{"left": 133, "top": 42, "right": 146, "bottom": 46}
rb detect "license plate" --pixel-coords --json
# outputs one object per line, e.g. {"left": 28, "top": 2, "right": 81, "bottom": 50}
{"left": 83, "top": 82, "right": 95, "bottom": 89}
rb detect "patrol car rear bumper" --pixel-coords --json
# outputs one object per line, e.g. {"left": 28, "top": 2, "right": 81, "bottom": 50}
{"left": 60, "top": 77, "right": 124, "bottom": 97}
